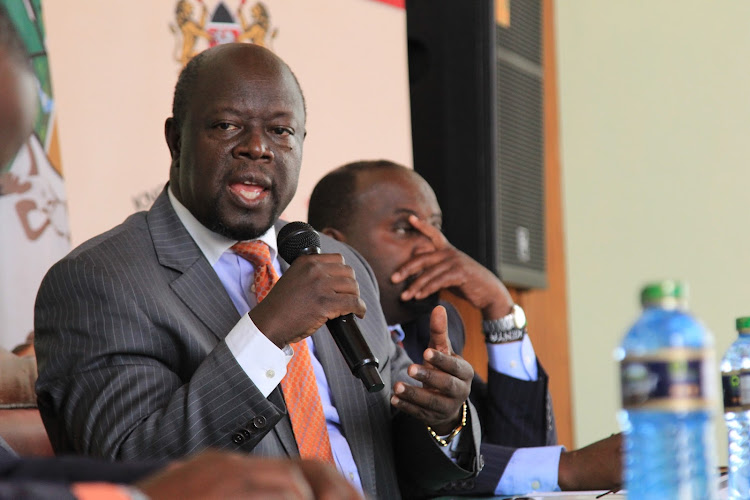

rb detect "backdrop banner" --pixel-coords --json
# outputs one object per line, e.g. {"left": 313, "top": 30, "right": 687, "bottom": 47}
{"left": 1, "top": 0, "right": 70, "bottom": 350}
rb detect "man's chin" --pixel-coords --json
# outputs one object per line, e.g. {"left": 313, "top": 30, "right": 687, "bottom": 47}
{"left": 213, "top": 221, "right": 271, "bottom": 241}
{"left": 211, "top": 211, "right": 277, "bottom": 241}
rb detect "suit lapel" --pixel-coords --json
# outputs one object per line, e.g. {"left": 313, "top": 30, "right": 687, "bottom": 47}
{"left": 271, "top": 238, "right": 300, "bottom": 457}
{"left": 313, "top": 327, "right": 377, "bottom": 496}
{"left": 274, "top": 221, "right": 377, "bottom": 488}
{"left": 147, "top": 189, "right": 239, "bottom": 340}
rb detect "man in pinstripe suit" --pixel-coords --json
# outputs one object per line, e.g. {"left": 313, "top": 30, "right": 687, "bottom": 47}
{"left": 34, "top": 43, "right": 482, "bottom": 499}
{"left": 308, "top": 160, "right": 623, "bottom": 496}
{"left": 0, "top": 6, "right": 361, "bottom": 499}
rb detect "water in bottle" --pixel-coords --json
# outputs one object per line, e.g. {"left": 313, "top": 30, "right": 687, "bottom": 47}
{"left": 721, "top": 316, "right": 750, "bottom": 499}
{"left": 616, "top": 280, "right": 717, "bottom": 499}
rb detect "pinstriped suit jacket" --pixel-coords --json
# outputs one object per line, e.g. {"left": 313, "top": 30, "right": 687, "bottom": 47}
{"left": 34, "top": 189, "right": 482, "bottom": 499}
{"left": 402, "top": 302, "right": 557, "bottom": 494}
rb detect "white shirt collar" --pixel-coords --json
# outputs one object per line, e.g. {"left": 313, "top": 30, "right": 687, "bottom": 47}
{"left": 167, "top": 186, "right": 278, "bottom": 265}
{"left": 388, "top": 323, "right": 406, "bottom": 344}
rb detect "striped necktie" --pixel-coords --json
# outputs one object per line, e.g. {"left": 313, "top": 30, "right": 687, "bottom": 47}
{"left": 231, "top": 241, "right": 334, "bottom": 463}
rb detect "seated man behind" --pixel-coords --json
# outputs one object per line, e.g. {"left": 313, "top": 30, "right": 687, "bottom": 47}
{"left": 308, "top": 159, "right": 622, "bottom": 495}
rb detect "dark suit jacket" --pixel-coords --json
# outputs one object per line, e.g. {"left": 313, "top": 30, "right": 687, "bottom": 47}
{"left": 401, "top": 302, "right": 556, "bottom": 494}
{"left": 0, "top": 436, "right": 157, "bottom": 499}
{"left": 34, "top": 189, "right": 481, "bottom": 499}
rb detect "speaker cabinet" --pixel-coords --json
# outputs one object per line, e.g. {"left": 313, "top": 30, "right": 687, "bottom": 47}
{"left": 406, "top": 0, "right": 546, "bottom": 289}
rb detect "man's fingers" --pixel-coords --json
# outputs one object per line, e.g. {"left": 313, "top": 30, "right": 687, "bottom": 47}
{"left": 408, "top": 214, "right": 447, "bottom": 249}
{"left": 399, "top": 257, "right": 461, "bottom": 301}
{"left": 428, "top": 305, "right": 451, "bottom": 355}
{"left": 422, "top": 349, "right": 474, "bottom": 383}
{"left": 298, "top": 460, "right": 364, "bottom": 500}
{"left": 391, "top": 249, "right": 447, "bottom": 285}
{"left": 391, "top": 383, "right": 454, "bottom": 422}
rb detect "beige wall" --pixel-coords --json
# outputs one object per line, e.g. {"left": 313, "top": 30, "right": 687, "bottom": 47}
{"left": 556, "top": 1, "right": 750, "bottom": 465}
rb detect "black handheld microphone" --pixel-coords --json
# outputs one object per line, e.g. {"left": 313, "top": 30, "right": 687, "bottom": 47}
{"left": 277, "top": 221, "right": 385, "bottom": 393}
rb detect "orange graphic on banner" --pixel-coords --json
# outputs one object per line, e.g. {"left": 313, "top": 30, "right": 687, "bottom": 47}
{"left": 496, "top": 0, "right": 510, "bottom": 28}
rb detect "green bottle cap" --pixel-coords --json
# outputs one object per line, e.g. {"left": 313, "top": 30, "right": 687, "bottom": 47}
{"left": 736, "top": 316, "right": 750, "bottom": 333}
{"left": 640, "top": 280, "right": 687, "bottom": 309}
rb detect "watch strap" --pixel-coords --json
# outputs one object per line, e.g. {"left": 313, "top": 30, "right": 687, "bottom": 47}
{"left": 495, "top": 312, "right": 516, "bottom": 331}
{"left": 483, "top": 318, "right": 526, "bottom": 344}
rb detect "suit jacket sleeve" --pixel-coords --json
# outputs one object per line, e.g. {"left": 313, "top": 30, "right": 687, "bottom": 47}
{"left": 331, "top": 241, "right": 483, "bottom": 499}
{"left": 0, "top": 482, "right": 76, "bottom": 499}
{"left": 0, "top": 454, "right": 159, "bottom": 484}
{"left": 34, "top": 195, "right": 290, "bottom": 460}
{"left": 403, "top": 302, "right": 556, "bottom": 494}
{"left": 0, "top": 447, "right": 157, "bottom": 499}
{"left": 437, "top": 302, "right": 556, "bottom": 448}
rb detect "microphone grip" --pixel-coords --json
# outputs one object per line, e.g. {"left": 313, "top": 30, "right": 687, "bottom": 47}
{"left": 326, "top": 314, "right": 385, "bottom": 393}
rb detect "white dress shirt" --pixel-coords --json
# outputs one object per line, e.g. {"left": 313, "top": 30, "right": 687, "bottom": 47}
{"left": 168, "top": 189, "right": 364, "bottom": 492}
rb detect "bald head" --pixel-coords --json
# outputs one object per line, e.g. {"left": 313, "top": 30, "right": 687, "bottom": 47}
{"left": 308, "top": 160, "right": 411, "bottom": 233}
{"left": 164, "top": 42, "right": 307, "bottom": 241}
{"left": 171, "top": 43, "right": 306, "bottom": 131}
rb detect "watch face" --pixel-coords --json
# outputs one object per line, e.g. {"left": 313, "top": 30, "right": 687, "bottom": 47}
{"left": 512, "top": 305, "right": 526, "bottom": 329}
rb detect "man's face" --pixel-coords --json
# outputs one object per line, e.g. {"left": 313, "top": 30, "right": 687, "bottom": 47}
{"left": 167, "top": 44, "right": 305, "bottom": 240}
{"left": 339, "top": 169, "right": 442, "bottom": 325}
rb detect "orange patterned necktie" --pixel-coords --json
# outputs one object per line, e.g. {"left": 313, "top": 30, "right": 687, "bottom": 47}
{"left": 231, "top": 240, "right": 335, "bottom": 464}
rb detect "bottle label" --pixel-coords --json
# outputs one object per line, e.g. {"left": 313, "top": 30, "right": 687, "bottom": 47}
{"left": 620, "top": 348, "right": 714, "bottom": 410}
{"left": 722, "top": 370, "right": 750, "bottom": 411}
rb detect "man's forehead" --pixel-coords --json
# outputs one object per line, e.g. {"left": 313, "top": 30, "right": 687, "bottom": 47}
{"left": 195, "top": 44, "right": 293, "bottom": 89}
{"left": 392, "top": 207, "right": 442, "bottom": 221}
{"left": 356, "top": 170, "right": 439, "bottom": 207}
{"left": 188, "top": 63, "right": 304, "bottom": 116}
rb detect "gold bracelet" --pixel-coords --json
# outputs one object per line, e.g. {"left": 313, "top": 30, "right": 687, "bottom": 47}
{"left": 426, "top": 401, "right": 468, "bottom": 447}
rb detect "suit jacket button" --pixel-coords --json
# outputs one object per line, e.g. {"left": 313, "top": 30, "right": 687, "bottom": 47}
{"left": 252, "top": 416, "right": 267, "bottom": 429}
{"left": 232, "top": 433, "right": 245, "bottom": 444}
{"left": 242, "top": 428, "right": 251, "bottom": 438}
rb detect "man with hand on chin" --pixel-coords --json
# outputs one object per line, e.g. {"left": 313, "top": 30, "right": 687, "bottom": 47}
{"left": 308, "top": 159, "right": 623, "bottom": 496}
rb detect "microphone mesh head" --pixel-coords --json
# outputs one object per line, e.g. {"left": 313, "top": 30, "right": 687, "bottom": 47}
{"left": 277, "top": 221, "right": 321, "bottom": 264}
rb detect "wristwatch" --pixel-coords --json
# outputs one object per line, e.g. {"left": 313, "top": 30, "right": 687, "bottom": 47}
{"left": 483, "top": 304, "right": 527, "bottom": 344}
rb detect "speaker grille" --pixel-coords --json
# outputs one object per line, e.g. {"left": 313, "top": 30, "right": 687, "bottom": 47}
{"left": 495, "top": 0, "right": 546, "bottom": 288}
{"left": 496, "top": 0, "right": 541, "bottom": 65}
{"left": 406, "top": 0, "right": 547, "bottom": 289}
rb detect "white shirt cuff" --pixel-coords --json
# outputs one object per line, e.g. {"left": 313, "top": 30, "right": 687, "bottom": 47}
{"left": 226, "top": 313, "right": 292, "bottom": 397}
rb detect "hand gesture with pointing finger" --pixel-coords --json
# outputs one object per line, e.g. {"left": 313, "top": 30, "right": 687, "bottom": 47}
{"left": 390, "top": 305, "right": 473, "bottom": 434}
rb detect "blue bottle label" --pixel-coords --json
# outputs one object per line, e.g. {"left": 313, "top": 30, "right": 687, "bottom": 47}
{"left": 621, "top": 349, "right": 714, "bottom": 410}
{"left": 722, "top": 370, "right": 750, "bottom": 411}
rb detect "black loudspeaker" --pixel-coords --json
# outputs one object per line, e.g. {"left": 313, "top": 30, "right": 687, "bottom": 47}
{"left": 406, "top": 0, "right": 546, "bottom": 289}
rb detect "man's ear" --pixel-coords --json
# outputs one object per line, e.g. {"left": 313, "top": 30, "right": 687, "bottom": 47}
{"left": 164, "top": 117, "right": 181, "bottom": 161}
{"left": 321, "top": 227, "right": 346, "bottom": 243}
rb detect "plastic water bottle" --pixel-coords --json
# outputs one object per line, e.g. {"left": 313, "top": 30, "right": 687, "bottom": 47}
{"left": 721, "top": 317, "right": 750, "bottom": 499}
{"left": 616, "top": 280, "right": 717, "bottom": 499}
